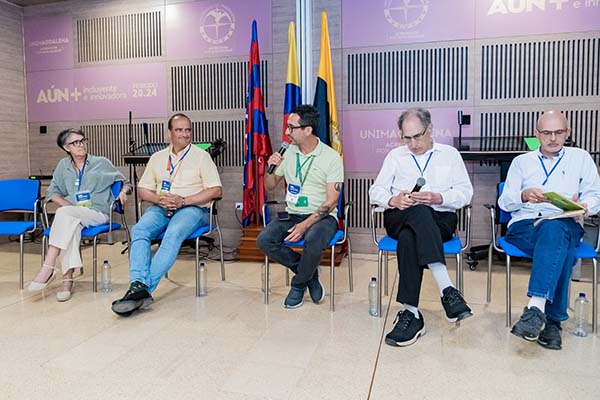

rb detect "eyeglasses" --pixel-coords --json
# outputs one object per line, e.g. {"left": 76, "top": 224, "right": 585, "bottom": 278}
{"left": 537, "top": 129, "right": 569, "bottom": 137}
{"left": 286, "top": 124, "right": 309, "bottom": 132}
{"left": 67, "top": 138, "right": 88, "bottom": 147}
{"left": 401, "top": 128, "right": 427, "bottom": 143}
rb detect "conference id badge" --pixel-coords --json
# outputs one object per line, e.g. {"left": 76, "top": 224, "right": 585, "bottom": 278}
{"left": 296, "top": 196, "right": 309, "bottom": 207}
{"left": 286, "top": 183, "right": 301, "bottom": 204}
{"left": 75, "top": 191, "right": 92, "bottom": 207}
{"left": 160, "top": 179, "right": 172, "bottom": 194}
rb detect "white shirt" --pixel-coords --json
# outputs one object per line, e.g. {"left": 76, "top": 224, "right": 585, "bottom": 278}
{"left": 498, "top": 147, "right": 600, "bottom": 225}
{"left": 369, "top": 143, "right": 473, "bottom": 212}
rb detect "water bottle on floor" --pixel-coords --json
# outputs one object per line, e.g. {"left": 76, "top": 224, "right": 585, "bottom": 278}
{"left": 101, "top": 259, "right": 112, "bottom": 293}
{"left": 369, "top": 277, "right": 378, "bottom": 317}
{"left": 198, "top": 262, "right": 208, "bottom": 296}
{"left": 573, "top": 292, "right": 589, "bottom": 337}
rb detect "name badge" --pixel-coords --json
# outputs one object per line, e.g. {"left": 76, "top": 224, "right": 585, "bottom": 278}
{"left": 75, "top": 191, "right": 92, "bottom": 207}
{"left": 286, "top": 183, "right": 301, "bottom": 204}
{"left": 160, "top": 179, "right": 172, "bottom": 194}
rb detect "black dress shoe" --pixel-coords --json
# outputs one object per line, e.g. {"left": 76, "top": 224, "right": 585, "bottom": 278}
{"left": 111, "top": 281, "right": 153, "bottom": 317}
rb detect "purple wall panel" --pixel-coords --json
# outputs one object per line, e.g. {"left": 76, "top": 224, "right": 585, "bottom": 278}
{"left": 342, "top": 108, "right": 474, "bottom": 173}
{"left": 166, "top": 0, "right": 272, "bottom": 59}
{"left": 27, "top": 63, "right": 168, "bottom": 122}
{"left": 24, "top": 16, "right": 74, "bottom": 72}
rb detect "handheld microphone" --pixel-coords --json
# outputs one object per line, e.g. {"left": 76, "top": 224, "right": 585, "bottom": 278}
{"left": 411, "top": 177, "right": 426, "bottom": 193}
{"left": 267, "top": 142, "right": 290, "bottom": 174}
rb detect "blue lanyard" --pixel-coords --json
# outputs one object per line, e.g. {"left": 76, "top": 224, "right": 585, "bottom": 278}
{"left": 538, "top": 153, "right": 564, "bottom": 186}
{"left": 75, "top": 156, "right": 87, "bottom": 191}
{"left": 167, "top": 145, "right": 192, "bottom": 177}
{"left": 411, "top": 152, "right": 433, "bottom": 176}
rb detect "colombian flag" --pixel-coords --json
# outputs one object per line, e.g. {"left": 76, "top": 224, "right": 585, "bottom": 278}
{"left": 282, "top": 21, "right": 302, "bottom": 143}
{"left": 242, "top": 20, "right": 272, "bottom": 227}
{"left": 313, "top": 11, "right": 341, "bottom": 155}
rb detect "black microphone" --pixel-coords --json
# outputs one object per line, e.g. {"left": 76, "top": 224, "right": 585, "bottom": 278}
{"left": 267, "top": 142, "right": 290, "bottom": 174}
{"left": 411, "top": 177, "right": 426, "bottom": 193}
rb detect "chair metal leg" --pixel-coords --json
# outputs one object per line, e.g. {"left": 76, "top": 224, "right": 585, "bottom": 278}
{"left": 165, "top": 271, "right": 169, "bottom": 279}
{"left": 384, "top": 252, "right": 389, "bottom": 297}
{"left": 347, "top": 238, "right": 354, "bottom": 293}
{"left": 264, "top": 255, "right": 270, "bottom": 305}
{"left": 19, "top": 234, "right": 24, "bottom": 289}
{"left": 195, "top": 237, "right": 200, "bottom": 297}
{"left": 285, "top": 268, "right": 290, "bottom": 286}
{"left": 330, "top": 245, "right": 335, "bottom": 312}
{"left": 506, "top": 255, "right": 512, "bottom": 327}
{"left": 486, "top": 242, "right": 493, "bottom": 304}
{"left": 377, "top": 250, "right": 383, "bottom": 318}
{"left": 92, "top": 236, "right": 99, "bottom": 292}
{"left": 216, "top": 224, "right": 225, "bottom": 281}
{"left": 455, "top": 254, "right": 461, "bottom": 294}
{"left": 592, "top": 258, "right": 597, "bottom": 334}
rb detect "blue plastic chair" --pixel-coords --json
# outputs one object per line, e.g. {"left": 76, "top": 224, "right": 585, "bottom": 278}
{"left": 0, "top": 179, "right": 42, "bottom": 288}
{"left": 139, "top": 199, "right": 225, "bottom": 297}
{"left": 261, "top": 193, "right": 354, "bottom": 312}
{"left": 370, "top": 205, "right": 472, "bottom": 318}
{"left": 485, "top": 182, "right": 598, "bottom": 332}
{"left": 42, "top": 181, "right": 130, "bottom": 292}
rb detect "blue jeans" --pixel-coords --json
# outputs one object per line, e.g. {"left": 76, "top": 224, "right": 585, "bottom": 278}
{"left": 505, "top": 218, "right": 584, "bottom": 322}
{"left": 129, "top": 205, "right": 209, "bottom": 292}
{"left": 257, "top": 214, "right": 338, "bottom": 289}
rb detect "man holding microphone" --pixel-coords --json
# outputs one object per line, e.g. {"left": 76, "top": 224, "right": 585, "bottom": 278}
{"left": 369, "top": 108, "right": 473, "bottom": 347}
{"left": 257, "top": 104, "right": 344, "bottom": 309}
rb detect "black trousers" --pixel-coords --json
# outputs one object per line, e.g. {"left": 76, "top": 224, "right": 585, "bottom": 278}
{"left": 383, "top": 205, "right": 457, "bottom": 307}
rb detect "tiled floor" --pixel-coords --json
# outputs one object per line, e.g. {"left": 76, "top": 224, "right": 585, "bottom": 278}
{"left": 0, "top": 241, "right": 599, "bottom": 399}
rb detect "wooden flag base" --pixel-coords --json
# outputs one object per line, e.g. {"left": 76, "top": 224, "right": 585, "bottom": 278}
{"left": 238, "top": 224, "right": 345, "bottom": 266}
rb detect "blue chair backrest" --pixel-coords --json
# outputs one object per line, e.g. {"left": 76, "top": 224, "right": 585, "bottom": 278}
{"left": 497, "top": 182, "right": 512, "bottom": 224}
{"left": 111, "top": 181, "right": 123, "bottom": 214}
{"left": 337, "top": 183, "right": 345, "bottom": 220}
{"left": 0, "top": 179, "right": 40, "bottom": 212}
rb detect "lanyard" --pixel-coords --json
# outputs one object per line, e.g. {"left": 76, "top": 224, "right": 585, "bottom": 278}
{"left": 74, "top": 156, "right": 87, "bottom": 191}
{"left": 167, "top": 145, "right": 192, "bottom": 180}
{"left": 538, "top": 153, "right": 564, "bottom": 186}
{"left": 295, "top": 153, "right": 315, "bottom": 188}
{"left": 411, "top": 152, "right": 433, "bottom": 176}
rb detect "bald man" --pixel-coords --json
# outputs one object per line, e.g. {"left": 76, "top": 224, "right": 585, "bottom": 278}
{"left": 499, "top": 110, "right": 600, "bottom": 350}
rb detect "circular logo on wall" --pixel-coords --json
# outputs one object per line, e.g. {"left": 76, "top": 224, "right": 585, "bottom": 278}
{"left": 384, "top": 0, "right": 429, "bottom": 30}
{"left": 199, "top": 5, "right": 236, "bottom": 45}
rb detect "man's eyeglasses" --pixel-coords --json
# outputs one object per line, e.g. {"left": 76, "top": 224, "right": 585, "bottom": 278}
{"left": 286, "top": 124, "right": 309, "bottom": 132}
{"left": 401, "top": 129, "right": 427, "bottom": 143}
{"left": 537, "top": 129, "right": 569, "bottom": 137}
{"left": 67, "top": 138, "right": 88, "bottom": 147}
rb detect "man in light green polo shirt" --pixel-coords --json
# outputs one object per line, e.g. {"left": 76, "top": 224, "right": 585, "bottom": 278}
{"left": 257, "top": 104, "right": 344, "bottom": 309}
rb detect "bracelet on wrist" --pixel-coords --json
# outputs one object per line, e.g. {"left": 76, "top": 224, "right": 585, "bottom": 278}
{"left": 181, "top": 196, "right": 186, "bottom": 207}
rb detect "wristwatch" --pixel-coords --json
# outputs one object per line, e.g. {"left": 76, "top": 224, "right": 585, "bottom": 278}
{"left": 181, "top": 196, "right": 186, "bottom": 207}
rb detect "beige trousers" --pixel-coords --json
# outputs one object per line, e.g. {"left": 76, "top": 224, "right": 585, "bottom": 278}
{"left": 49, "top": 206, "right": 108, "bottom": 273}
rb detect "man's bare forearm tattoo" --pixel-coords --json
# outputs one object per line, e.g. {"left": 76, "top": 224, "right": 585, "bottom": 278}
{"left": 334, "top": 182, "right": 343, "bottom": 192}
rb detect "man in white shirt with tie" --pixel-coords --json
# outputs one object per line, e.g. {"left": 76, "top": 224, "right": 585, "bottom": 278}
{"left": 369, "top": 108, "right": 474, "bottom": 347}
{"left": 499, "top": 110, "right": 600, "bottom": 350}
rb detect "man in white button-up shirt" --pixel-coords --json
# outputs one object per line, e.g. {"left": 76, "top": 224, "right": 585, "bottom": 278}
{"left": 369, "top": 108, "right": 473, "bottom": 347}
{"left": 499, "top": 110, "right": 600, "bottom": 350}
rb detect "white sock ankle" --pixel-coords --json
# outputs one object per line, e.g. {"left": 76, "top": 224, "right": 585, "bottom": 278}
{"left": 403, "top": 304, "right": 419, "bottom": 319}
{"left": 527, "top": 296, "right": 546, "bottom": 313}
{"left": 428, "top": 262, "right": 453, "bottom": 296}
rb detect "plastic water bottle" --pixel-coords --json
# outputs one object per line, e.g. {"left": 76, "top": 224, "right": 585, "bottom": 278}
{"left": 573, "top": 292, "right": 589, "bottom": 337}
{"left": 369, "top": 277, "right": 378, "bottom": 317}
{"left": 101, "top": 260, "right": 112, "bottom": 293}
{"left": 198, "top": 262, "right": 208, "bottom": 296}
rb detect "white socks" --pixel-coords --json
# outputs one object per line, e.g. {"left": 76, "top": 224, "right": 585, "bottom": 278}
{"left": 428, "top": 262, "right": 453, "bottom": 296}
{"left": 527, "top": 296, "right": 546, "bottom": 313}
{"left": 403, "top": 304, "right": 420, "bottom": 319}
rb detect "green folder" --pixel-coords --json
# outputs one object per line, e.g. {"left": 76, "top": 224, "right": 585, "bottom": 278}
{"left": 523, "top": 137, "right": 540, "bottom": 151}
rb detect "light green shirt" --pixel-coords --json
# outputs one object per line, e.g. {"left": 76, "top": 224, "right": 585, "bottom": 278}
{"left": 47, "top": 155, "right": 127, "bottom": 216}
{"left": 276, "top": 138, "right": 344, "bottom": 216}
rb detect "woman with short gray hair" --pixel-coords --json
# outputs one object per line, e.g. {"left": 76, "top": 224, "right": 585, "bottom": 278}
{"left": 28, "top": 128, "right": 129, "bottom": 301}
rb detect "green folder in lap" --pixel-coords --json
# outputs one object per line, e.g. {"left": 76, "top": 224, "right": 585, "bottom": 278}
{"left": 523, "top": 137, "right": 540, "bottom": 151}
{"left": 544, "top": 192, "right": 584, "bottom": 211}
